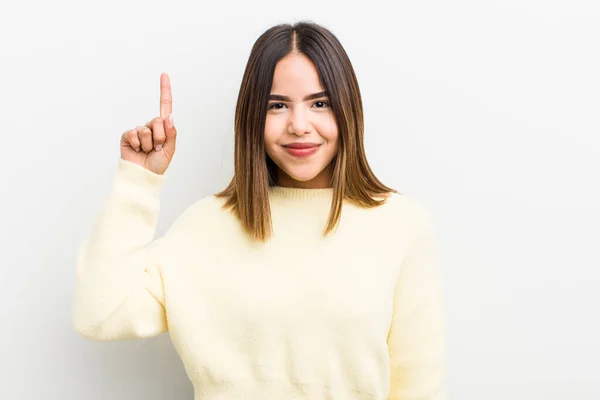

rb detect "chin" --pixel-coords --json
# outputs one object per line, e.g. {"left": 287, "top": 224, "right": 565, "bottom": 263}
{"left": 282, "top": 168, "right": 322, "bottom": 182}
{"left": 267, "top": 150, "right": 335, "bottom": 187}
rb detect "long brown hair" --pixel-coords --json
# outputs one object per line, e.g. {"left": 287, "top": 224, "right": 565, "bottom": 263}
{"left": 215, "top": 21, "right": 397, "bottom": 242}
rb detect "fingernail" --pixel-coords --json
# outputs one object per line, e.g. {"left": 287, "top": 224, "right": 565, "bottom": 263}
{"left": 155, "top": 144, "right": 163, "bottom": 152}
{"left": 168, "top": 113, "right": 174, "bottom": 128}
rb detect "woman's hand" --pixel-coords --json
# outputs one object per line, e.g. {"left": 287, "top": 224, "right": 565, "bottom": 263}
{"left": 120, "top": 73, "right": 177, "bottom": 175}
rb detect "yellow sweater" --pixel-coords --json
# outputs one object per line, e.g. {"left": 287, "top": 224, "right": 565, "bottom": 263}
{"left": 73, "top": 158, "right": 446, "bottom": 399}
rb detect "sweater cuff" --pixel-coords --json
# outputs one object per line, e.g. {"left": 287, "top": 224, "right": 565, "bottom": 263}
{"left": 112, "top": 158, "right": 167, "bottom": 202}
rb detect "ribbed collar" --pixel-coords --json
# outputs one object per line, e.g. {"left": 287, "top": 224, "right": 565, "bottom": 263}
{"left": 268, "top": 185, "right": 334, "bottom": 203}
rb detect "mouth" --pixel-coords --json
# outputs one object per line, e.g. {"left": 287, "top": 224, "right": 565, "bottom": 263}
{"left": 281, "top": 142, "right": 322, "bottom": 158}
{"left": 282, "top": 142, "right": 321, "bottom": 149}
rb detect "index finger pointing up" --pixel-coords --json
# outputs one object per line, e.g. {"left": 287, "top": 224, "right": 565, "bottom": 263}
{"left": 160, "top": 72, "right": 172, "bottom": 120}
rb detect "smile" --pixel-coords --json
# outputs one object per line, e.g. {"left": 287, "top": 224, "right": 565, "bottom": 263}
{"left": 282, "top": 143, "right": 321, "bottom": 158}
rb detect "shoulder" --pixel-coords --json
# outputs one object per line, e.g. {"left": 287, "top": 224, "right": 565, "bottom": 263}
{"left": 377, "top": 192, "right": 437, "bottom": 237}
{"left": 377, "top": 192, "right": 433, "bottom": 219}
{"left": 163, "top": 194, "right": 234, "bottom": 237}
{"left": 182, "top": 194, "right": 228, "bottom": 216}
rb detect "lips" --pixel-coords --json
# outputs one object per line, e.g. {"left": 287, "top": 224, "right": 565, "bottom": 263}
{"left": 282, "top": 142, "right": 321, "bottom": 158}
{"left": 282, "top": 142, "right": 321, "bottom": 149}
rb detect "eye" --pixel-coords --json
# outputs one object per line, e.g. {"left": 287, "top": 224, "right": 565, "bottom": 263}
{"left": 268, "top": 103, "right": 286, "bottom": 110}
{"left": 267, "top": 101, "right": 330, "bottom": 111}
{"left": 313, "top": 101, "right": 330, "bottom": 108}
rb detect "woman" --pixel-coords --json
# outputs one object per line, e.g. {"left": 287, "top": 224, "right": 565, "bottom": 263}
{"left": 73, "top": 21, "right": 446, "bottom": 399}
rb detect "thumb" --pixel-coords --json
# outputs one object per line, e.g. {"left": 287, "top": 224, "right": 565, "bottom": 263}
{"left": 162, "top": 113, "right": 177, "bottom": 156}
{"left": 164, "top": 112, "right": 177, "bottom": 142}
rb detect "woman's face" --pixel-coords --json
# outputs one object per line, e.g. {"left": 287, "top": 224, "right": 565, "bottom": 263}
{"left": 264, "top": 53, "right": 339, "bottom": 189}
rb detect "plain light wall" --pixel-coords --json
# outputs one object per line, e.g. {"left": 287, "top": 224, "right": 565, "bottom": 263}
{"left": 1, "top": 0, "right": 599, "bottom": 398}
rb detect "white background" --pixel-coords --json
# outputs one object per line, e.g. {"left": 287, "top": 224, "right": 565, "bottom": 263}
{"left": 1, "top": 0, "right": 599, "bottom": 399}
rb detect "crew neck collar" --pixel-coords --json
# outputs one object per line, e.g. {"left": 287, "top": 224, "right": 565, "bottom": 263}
{"left": 268, "top": 185, "right": 334, "bottom": 202}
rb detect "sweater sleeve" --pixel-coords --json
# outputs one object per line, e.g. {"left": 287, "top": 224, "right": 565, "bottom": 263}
{"left": 73, "top": 158, "right": 171, "bottom": 341}
{"left": 387, "top": 203, "right": 447, "bottom": 400}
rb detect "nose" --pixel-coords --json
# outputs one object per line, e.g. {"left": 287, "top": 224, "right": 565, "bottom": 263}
{"left": 287, "top": 106, "right": 312, "bottom": 136}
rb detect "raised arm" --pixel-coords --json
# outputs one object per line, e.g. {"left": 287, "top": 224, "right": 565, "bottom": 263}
{"left": 73, "top": 159, "right": 170, "bottom": 340}
{"left": 73, "top": 73, "right": 178, "bottom": 340}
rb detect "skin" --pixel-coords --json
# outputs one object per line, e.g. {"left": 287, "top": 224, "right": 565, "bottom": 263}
{"left": 120, "top": 73, "right": 177, "bottom": 175}
{"left": 264, "top": 53, "right": 339, "bottom": 189}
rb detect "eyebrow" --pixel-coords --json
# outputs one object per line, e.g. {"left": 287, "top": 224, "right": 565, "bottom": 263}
{"left": 268, "top": 91, "right": 329, "bottom": 102}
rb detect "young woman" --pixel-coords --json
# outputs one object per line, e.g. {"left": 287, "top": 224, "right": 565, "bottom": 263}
{"left": 73, "top": 21, "right": 446, "bottom": 400}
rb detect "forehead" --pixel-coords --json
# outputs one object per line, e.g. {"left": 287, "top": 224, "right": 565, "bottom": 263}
{"left": 271, "top": 53, "right": 324, "bottom": 91}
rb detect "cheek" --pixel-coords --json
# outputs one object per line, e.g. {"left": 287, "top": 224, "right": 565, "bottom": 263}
{"left": 264, "top": 117, "right": 279, "bottom": 147}
{"left": 265, "top": 121, "right": 276, "bottom": 149}
{"left": 323, "top": 132, "right": 339, "bottom": 153}
{"left": 328, "top": 136, "right": 340, "bottom": 157}
{"left": 315, "top": 115, "right": 338, "bottom": 142}
{"left": 324, "top": 125, "right": 340, "bottom": 157}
